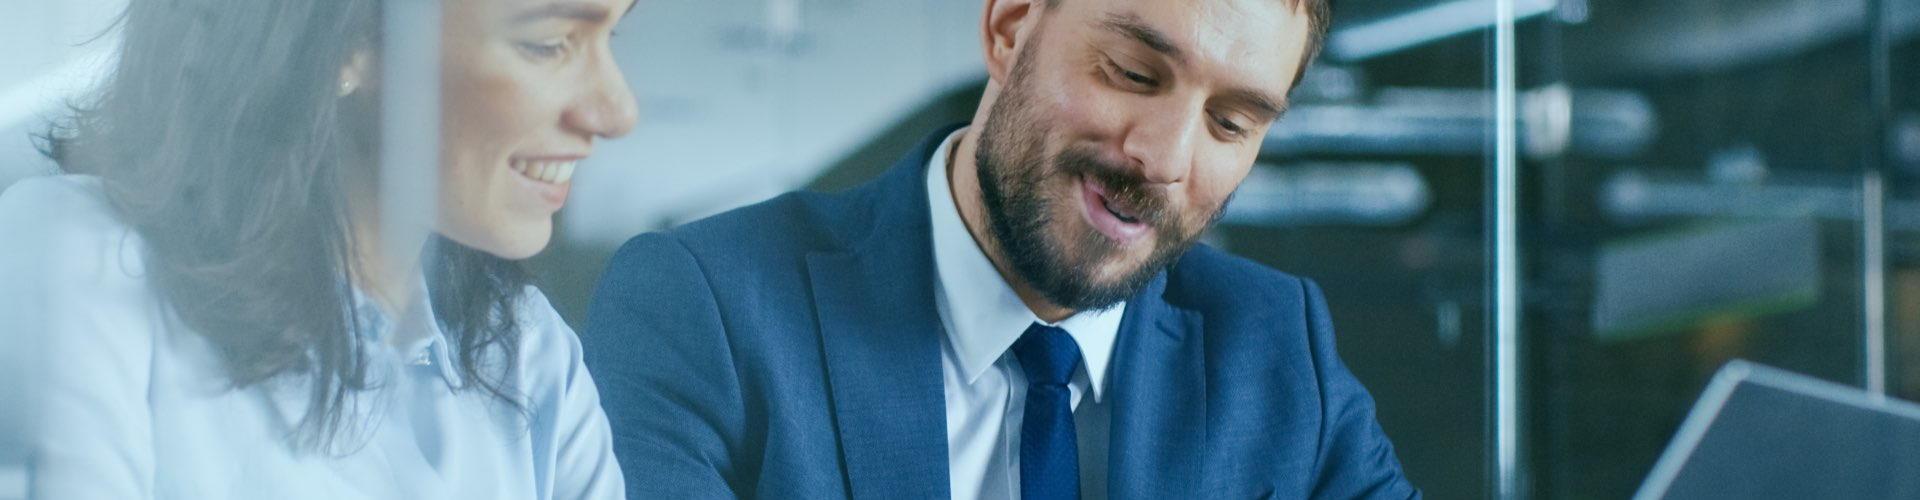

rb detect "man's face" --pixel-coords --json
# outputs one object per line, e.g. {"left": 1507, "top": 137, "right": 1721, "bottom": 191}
{"left": 975, "top": 0, "right": 1314, "bottom": 311}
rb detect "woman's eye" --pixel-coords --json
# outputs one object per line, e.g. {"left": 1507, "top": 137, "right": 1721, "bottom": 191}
{"left": 518, "top": 38, "right": 570, "bottom": 60}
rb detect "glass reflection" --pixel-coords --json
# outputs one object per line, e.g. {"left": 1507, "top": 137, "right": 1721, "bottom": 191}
{"left": 0, "top": 0, "right": 1912, "bottom": 499}
{"left": 1, "top": 0, "right": 636, "bottom": 498}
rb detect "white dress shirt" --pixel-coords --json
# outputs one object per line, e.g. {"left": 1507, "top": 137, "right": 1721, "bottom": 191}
{"left": 925, "top": 129, "right": 1127, "bottom": 500}
{"left": 0, "top": 176, "right": 624, "bottom": 500}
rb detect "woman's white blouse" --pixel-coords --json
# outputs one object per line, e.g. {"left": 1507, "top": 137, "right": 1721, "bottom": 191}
{"left": 0, "top": 176, "right": 626, "bottom": 500}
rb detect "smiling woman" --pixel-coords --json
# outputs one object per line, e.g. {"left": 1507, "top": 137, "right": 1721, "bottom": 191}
{"left": 0, "top": 0, "right": 638, "bottom": 498}
{"left": 439, "top": 0, "right": 638, "bottom": 260}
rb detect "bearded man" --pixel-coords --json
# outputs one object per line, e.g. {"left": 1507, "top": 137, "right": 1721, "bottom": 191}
{"left": 583, "top": 0, "right": 1418, "bottom": 498}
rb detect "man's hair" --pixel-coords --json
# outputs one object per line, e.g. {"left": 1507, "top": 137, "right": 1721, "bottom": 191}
{"left": 1040, "top": 0, "right": 1335, "bottom": 85}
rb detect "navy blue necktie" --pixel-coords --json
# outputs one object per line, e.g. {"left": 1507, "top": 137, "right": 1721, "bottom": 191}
{"left": 1012, "top": 323, "right": 1083, "bottom": 500}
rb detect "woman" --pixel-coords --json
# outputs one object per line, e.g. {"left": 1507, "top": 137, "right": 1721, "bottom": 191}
{"left": 0, "top": 0, "right": 639, "bottom": 498}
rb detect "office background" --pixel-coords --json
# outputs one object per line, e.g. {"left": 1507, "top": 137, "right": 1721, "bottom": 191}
{"left": 3, "top": 0, "right": 1917, "bottom": 498}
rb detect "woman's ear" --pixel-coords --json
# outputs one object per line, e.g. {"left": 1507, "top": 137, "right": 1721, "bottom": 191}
{"left": 337, "top": 49, "right": 374, "bottom": 97}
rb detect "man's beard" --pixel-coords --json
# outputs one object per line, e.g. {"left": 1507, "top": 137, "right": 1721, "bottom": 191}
{"left": 972, "top": 46, "right": 1227, "bottom": 312}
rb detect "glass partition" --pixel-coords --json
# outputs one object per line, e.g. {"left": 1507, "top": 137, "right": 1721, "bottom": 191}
{"left": 1881, "top": 0, "right": 1920, "bottom": 404}
{"left": 1, "top": 1, "right": 1912, "bottom": 499}
{"left": 1519, "top": 0, "right": 1914, "bottom": 497}
{"left": 1249, "top": 1, "right": 1503, "bottom": 497}
{"left": 1889, "top": 2, "right": 1920, "bottom": 401}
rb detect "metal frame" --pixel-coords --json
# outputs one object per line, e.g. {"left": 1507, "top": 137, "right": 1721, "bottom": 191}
{"left": 379, "top": 0, "right": 442, "bottom": 274}
{"left": 1864, "top": 171, "right": 1888, "bottom": 397}
{"left": 1493, "top": 0, "right": 1525, "bottom": 498}
{"left": 1864, "top": 0, "right": 1895, "bottom": 399}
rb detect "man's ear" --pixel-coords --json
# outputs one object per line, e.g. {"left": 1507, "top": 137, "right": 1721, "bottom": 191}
{"left": 980, "top": 0, "right": 1040, "bottom": 86}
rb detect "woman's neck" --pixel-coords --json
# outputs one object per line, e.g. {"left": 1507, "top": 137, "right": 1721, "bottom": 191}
{"left": 345, "top": 193, "right": 429, "bottom": 325}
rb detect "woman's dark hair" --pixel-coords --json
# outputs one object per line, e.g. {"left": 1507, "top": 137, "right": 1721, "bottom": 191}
{"left": 38, "top": 0, "right": 530, "bottom": 451}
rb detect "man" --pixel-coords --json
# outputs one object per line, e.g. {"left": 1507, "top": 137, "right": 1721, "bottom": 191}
{"left": 582, "top": 0, "right": 1418, "bottom": 498}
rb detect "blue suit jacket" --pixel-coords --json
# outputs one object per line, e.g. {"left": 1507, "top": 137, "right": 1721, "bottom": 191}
{"left": 582, "top": 125, "right": 1419, "bottom": 499}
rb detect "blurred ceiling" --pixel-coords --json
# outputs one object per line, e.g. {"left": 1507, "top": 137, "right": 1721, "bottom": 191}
{"left": 1, "top": 0, "right": 1913, "bottom": 245}
{"left": 565, "top": 0, "right": 985, "bottom": 244}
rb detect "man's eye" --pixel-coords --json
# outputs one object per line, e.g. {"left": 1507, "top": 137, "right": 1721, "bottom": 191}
{"left": 1105, "top": 60, "right": 1158, "bottom": 89}
{"left": 1213, "top": 114, "right": 1249, "bottom": 137}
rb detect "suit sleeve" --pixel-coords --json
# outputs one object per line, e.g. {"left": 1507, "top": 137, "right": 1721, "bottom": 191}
{"left": 580, "top": 232, "right": 747, "bottom": 500}
{"left": 1300, "top": 278, "right": 1422, "bottom": 500}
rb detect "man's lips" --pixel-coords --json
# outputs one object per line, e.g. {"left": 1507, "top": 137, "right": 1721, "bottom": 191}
{"left": 1079, "top": 174, "right": 1151, "bottom": 243}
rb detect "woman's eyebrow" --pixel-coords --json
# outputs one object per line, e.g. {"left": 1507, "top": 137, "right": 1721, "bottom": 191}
{"left": 511, "top": 2, "right": 613, "bottom": 25}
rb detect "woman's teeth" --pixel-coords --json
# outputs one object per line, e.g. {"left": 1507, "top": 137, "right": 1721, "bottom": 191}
{"left": 512, "top": 160, "right": 576, "bottom": 184}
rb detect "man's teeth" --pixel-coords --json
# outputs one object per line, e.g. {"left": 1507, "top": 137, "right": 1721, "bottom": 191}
{"left": 513, "top": 160, "right": 576, "bottom": 184}
{"left": 1102, "top": 197, "right": 1141, "bottom": 223}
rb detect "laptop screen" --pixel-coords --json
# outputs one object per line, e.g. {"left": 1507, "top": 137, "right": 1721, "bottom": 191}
{"left": 1636, "top": 361, "right": 1920, "bottom": 500}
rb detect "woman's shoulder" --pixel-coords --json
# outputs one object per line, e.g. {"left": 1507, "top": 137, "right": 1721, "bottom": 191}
{"left": 0, "top": 174, "right": 148, "bottom": 278}
{"left": 0, "top": 174, "right": 140, "bottom": 247}
{"left": 1, "top": 176, "right": 171, "bottom": 412}
{"left": 500, "top": 285, "right": 604, "bottom": 412}
{"left": 509, "top": 285, "right": 587, "bottom": 375}
{"left": 1, "top": 174, "right": 113, "bottom": 214}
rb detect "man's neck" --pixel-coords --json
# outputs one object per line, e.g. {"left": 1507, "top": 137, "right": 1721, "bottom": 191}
{"left": 946, "top": 129, "right": 1076, "bottom": 324}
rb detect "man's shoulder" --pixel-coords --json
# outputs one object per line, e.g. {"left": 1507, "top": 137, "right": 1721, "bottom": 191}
{"left": 1165, "top": 243, "right": 1314, "bottom": 309}
{"left": 674, "top": 188, "right": 861, "bottom": 251}
{"left": 604, "top": 180, "right": 886, "bottom": 282}
{"left": 605, "top": 125, "right": 954, "bottom": 283}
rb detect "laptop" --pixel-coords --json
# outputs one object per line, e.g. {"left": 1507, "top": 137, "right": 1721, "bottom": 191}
{"left": 1634, "top": 360, "right": 1920, "bottom": 499}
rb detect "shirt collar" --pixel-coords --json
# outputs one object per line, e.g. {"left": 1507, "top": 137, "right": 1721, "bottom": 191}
{"left": 925, "top": 128, "right": 1126, "bottom": 402}
{"left": 347, "top": 274, "right": 464, "bottom": 388}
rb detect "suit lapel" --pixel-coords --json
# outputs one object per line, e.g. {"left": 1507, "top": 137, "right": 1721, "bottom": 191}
{"left": 1108, "top": 273, "right": 1210, "bottom": 498}
{"left": 805, "top": 124, "right": 1213, "bottom": 498}
{"left": 808, "top": 126, "right": 965, "bottom": 500}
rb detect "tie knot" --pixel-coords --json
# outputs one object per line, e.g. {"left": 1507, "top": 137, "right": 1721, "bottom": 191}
{"left": 1012, "top": 323, "right": 1082, "bottom": 386}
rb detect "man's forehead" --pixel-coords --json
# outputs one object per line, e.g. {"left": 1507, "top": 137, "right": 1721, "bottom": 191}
{"left": 1070, "top": 0, "right": 1314, "bottom": 95}
{"left": 1069, "top": 0, "right": 1309, "bottom": 45}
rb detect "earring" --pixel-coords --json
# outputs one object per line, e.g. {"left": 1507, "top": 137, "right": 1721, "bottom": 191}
{"left": 338, "top": 77, "right": 358, "bottom": 97}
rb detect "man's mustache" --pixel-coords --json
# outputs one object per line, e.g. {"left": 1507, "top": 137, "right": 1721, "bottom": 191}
{"left": 1054, "top": 148, "right": 1177, "bottom": 231}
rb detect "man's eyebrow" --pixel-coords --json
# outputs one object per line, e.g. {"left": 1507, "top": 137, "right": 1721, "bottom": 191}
{"left": 1224, "top": 88, "right": 1289, "bottom": 120}
{"left": 511, "top": 2, "right": 613, "bottom": 24}
{"left": 1097, "top": 13, "right": 1288, "bottom": 120}
{"left": 1101, "top": 13, "right": 1183, "bottom": 61}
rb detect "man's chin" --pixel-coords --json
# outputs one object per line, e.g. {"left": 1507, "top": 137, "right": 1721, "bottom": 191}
{"left": 1037, "top": 256, "right": 1159, "bottom": 307}
{"left": 1082, "top": 260, "right": 1150, "bottom": 287}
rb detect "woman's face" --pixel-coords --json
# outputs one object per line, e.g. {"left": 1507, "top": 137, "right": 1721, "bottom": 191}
{"left": 435, "top": 0, "right": 639, "bottom": 260}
